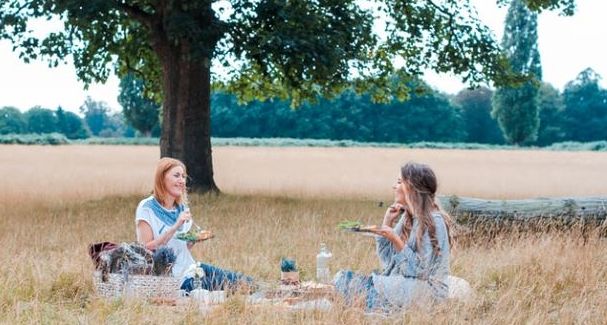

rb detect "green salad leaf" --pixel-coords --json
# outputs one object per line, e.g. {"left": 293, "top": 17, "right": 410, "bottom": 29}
{"left": 336, "top": 220, "right": 363, "bottom": 230}
{"left": 176, "top": 229, "right": 198, "bottom": 242}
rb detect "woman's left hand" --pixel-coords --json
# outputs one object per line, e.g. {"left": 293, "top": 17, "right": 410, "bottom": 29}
{"left": 370, "top": 225, "right": 395, "bottom": 239}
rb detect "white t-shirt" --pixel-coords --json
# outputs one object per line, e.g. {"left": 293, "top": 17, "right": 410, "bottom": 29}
{"left": 135, "top": 196, "right": 195, "bottom": 278}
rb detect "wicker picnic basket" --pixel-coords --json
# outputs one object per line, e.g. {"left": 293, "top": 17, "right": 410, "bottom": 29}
{"left": 93, "top": 271, "right": 181, "bottom": 299}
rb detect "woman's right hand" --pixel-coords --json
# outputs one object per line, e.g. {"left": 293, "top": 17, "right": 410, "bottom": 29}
{"left": 383, "top": 203, "right": 405, "bottom": 227}
{"left": 176, "top": 210, "right": 192, "bottom": 226}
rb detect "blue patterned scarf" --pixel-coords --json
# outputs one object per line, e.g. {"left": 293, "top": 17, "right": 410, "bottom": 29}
{"left": 143, "top": 196, "right": 187, "bottom": 227}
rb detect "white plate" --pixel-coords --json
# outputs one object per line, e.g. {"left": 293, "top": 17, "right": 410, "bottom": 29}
{"left": 343, "top": 228, "right": 381, "bottom": 238}
{"left": 355, "top": 232, "right": 381, "bottom": 238}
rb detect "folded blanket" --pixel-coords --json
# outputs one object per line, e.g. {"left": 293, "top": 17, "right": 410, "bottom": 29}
{"left": 88, "top": 241, "right": 118, "bottom": 269}
{"left": 88, "top": 242, "right": 154, "bottom": 280}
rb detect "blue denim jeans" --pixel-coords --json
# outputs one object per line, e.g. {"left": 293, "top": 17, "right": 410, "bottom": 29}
{"left": 180, "top": 262, "right": 253, "bottom": 292}
{"left": 334, "top": 270, "right": 379, "bottom": 310}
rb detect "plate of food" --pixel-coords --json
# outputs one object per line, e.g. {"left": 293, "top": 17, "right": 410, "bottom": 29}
{"left": 176, "top": 229, "right": 215, "bottom": 242}
{"left": 337, "top": 220, "right": 381, "bottom": 237}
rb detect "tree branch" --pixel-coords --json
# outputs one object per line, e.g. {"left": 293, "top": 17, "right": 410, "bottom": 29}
{"left": 111, "top": 0, "right": 153, "bottom": 28}
{"left": 427, "top": 0, "right": 475, "bottom": 73}
{"left": 124, "top": 56, "right": 148, "bottom": 80}
{"left": 426, "top": 0, "right": 453, "bottom": 17}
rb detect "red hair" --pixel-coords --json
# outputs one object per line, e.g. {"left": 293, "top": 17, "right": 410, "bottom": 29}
{"left": 153, "top": 157, "right": 188, "bottom": 206}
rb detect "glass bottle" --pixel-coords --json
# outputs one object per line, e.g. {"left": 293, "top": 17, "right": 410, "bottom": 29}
{"left": 316, "top": 243, "right": 333, "bottom": 284}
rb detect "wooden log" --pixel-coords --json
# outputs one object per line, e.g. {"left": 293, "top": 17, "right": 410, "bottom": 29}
{"left": 437, "top": 196, "right": 607, "bottom": 235}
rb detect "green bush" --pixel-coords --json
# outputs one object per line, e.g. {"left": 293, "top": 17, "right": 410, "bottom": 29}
{"left": 2, "top": 134, "right": 605, "bottom": 152}
{"left": 0, "top": 133, "right": 69, "bottom": 145}
{"left": 545, "top": 141, "right": 607, "bottom": 152}
{"left": 74, "top": 137, "right": 160, "bottom": 145}
{"left": 210, "top": 138, "right": 516, "bottom": 150}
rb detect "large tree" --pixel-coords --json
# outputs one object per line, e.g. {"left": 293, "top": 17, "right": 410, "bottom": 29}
{"left": 56, "top": 106, "right": 89, "bottom": 139}
{"left": 562, "top": 68, "right": 607, "bottom": 142}
{"left": 491, "top": 0, "right": 543, "bottom": 145}
{"left": 24, "top": 106, "right": 58, "bottom": 134}
{"left": 454, "top": 87, "right": 504, "bottom": 144}
{"left": 0, "top": 106, "right": 26, "bottom": 134}
{"left": 536, "top": 82, "right": 565, "bottom": 145}
{"left": 0, "top": 0, "right": 574, "bottom": 192}
{"left": 79, "top": 97, "right": 111, "bottom": 136}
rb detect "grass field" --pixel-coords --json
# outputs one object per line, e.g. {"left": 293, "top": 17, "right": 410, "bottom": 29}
{"left": 0, "top": 145, "right": 606, "bottom": 324}
{"left": 2, "top": 145, "right": 607, "bottom": 204}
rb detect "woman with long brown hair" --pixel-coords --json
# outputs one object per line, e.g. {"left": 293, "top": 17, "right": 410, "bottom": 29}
{"left": 335, "top": 162, "right": 454, "bottom": 311}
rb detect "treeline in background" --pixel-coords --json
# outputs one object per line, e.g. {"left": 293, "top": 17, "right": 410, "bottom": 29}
{"left": 1, "top": 68, "right": 606, "bottom": 147}
{"left": 0, "top": 97, "right": 137, "bottom": 140}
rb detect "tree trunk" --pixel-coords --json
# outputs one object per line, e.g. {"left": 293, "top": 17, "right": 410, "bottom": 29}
{"left": 439, "top": 195, "right": 607, "bottom": 235}
{"left": 154, "top": 35, "right": 219, "bottom": 193}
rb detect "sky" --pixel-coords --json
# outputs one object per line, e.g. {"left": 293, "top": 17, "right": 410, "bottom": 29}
{"left": 0, "top": 0, "right": 605, "bottom": 115}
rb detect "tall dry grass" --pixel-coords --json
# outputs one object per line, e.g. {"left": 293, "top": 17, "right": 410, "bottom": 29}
{"left": 1, "top": 145, "right": 607, "bottom": 205}
{"left": 0, "top": 194, "right": 605, "bottom": 324}
{"left": 1, "top": 145, "right": 606, "bottom": 323}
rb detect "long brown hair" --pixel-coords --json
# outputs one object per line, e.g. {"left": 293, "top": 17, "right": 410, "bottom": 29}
{"left": 153, "top": 157, "right": 188, "bottom": 207}
{"left": 399, "top": 162, "right": 454, "bottom": 255}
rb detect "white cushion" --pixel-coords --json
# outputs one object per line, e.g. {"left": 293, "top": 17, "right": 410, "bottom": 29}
{"left": 447, "top": 275, "right": 473, "bottom": 301}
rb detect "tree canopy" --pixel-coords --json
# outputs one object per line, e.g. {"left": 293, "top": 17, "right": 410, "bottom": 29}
{"left": 454, "top": 87, "right": 504, "bottom": 144}
{"left": 1, "top": 1, "right": 542, "bottom": 97}
{"left": 24, "top": 107, "right": 58, "bottom": 134}
{"left": 0, "top": 106, "right": 26, "bottom": 134}
{"left": 536, "top": 82, "right": 565, "bottom": 145}
{"left": 562, "top": 68, "right": 607, "bottom": 142}
{"left": 55, "top": 106, "right": 89, "bottom": 139}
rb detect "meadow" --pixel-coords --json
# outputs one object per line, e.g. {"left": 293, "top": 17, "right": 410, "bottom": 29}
{"left": 0, "top": 145, "right": 606, "bottom": 324}
{"left": 3, "top": 144, "right": 607, "bottom": 203}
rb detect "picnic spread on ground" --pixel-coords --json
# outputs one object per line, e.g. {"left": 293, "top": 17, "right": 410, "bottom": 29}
{"left": 89, "top": 241, "right": 340, "bottom": 311}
